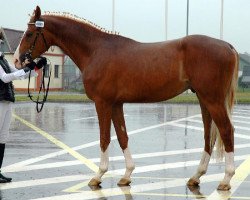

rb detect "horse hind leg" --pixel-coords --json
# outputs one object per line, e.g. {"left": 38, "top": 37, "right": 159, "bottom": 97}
{"left": 190, "top": 96, "right": 234, "bottom": 190}
{"left": 88, "top": 101, "right": 112, "bottom": 187}
{"left": 208, "top": 103, "right": 235, "bottom": 190}
{"left": 112, "top": 104, "right": 135, "bottom": 186}
{"left": 187, "top": 101, "right": 214, "bottom": 187}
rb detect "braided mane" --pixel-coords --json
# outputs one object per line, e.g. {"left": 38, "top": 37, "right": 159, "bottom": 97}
{"left": 41, "top": 11, "right": 119, "bottom": 35}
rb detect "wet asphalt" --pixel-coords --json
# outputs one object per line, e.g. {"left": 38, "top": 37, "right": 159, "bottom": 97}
{"left": 0, "top": 102, "right": 250, "bottom": 200}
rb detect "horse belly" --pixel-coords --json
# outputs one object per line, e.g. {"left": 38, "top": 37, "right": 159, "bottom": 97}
{"left": 116, "top": 71, "right": 188, "bottom": 103}
{"left": 133, "top": 84, "right": 187, "bottom": 103}
{"left": 149, "top": 83, "right": 187, "bottom": 102}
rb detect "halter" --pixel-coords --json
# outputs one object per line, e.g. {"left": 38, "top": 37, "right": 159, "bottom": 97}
{"left": 26, "top": 20, "right": 49, "bottom": 57}
{"left": 25, "top": 20, "right": 51, "bottom": 113}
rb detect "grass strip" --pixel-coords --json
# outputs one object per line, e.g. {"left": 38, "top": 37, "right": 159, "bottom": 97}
{"left": 15, "top": 91, "right": 250, "bottom": 104}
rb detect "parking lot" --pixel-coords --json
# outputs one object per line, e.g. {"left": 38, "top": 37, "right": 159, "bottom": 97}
{"left": 0, "top": 102, "right": 250, "bottom": 200}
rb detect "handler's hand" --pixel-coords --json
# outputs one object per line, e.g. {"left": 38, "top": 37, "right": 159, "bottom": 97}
{"left": 22, "top": 57, "right": 31, "bottom": 66}
{"left": 36, "top": 57, "right": 47, "bottom": 69}
{"left": 22, "top": 61, "right": 36, "bottom": 72}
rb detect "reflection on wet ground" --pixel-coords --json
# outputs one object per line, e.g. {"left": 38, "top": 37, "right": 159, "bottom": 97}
{"left": 0, "top": 102, "right": 249, "bottom": 199}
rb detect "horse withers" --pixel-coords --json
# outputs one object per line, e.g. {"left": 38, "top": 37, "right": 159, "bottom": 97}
{"left": 14, "top": 6, "right": 238, "bottom": 190}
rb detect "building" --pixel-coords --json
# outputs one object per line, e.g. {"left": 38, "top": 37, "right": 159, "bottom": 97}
{"left": 63, "top": 56, "right": 83, "bottom": 91}
{"left": 0, "top": 27, "right": 65, "bottom": 91}
{"left": 239, "top": 53, "right": 250, "bottom": 87}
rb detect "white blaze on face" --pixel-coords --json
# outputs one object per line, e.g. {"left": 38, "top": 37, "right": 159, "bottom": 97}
{"left": 14, "top": 32, "right": 25, "bottom": 68}
{"left": 14, "top": 44, "right": 21, "bottom": 67}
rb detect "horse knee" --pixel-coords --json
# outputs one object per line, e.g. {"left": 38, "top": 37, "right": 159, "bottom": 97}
{"left": 100, "top": 140, "right": 111, "bottom": 152}
{"left": 117, "top": 133, "right": 128, "bottom": 150}
{"left": 119, "top": 140, "right": 128, "bottom": 150}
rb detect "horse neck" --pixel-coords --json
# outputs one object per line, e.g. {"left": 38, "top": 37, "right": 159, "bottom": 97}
{"left": 44, "top": 16, "right": 106, "bottom": 70}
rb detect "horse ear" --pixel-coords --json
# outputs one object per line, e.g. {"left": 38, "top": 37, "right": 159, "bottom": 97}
{"left": 34, "top": 6, "right": 41, "bottom": 20}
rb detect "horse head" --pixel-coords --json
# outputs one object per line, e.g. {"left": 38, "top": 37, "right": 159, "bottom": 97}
{"left": 14, "top": 6, "right": 50, "bottom": 68}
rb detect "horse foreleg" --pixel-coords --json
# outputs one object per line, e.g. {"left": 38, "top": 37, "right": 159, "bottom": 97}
{"left": 112, "top": 104, "right": 135, "bottom": 186}
{"left": 187, "top": 101, "right": 213, "bottom": 187}
{"left": 88, "top": 101, "right": 112, "bottom": 187}
{"left": 117, "top": 148, "right": 135, "bottom": 186}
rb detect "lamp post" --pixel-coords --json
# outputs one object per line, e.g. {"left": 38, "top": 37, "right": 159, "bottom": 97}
{"left": 186, "top": 0, "right": 189, "bottom": 36}
{"left": 165, "top": 0, "right": 168, "bottom": 40}
{"left": 220, "top": 0, "right": 224, "bottom": 39}
{"left": 112, "top": 0, "right": 115, "bottom": 32}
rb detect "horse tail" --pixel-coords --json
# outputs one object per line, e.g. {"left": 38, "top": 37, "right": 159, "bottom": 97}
{"left": 211, "top": 47, "right": 239, "bottom": 160}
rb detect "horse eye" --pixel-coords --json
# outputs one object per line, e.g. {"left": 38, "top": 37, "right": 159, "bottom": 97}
{"left": 26, "top": 32, "right": 33, "bottom": 38}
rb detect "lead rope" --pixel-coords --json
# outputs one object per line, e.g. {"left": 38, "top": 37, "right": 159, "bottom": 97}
{"left": 27, "top": 60, "right": 51, "bottom": 113}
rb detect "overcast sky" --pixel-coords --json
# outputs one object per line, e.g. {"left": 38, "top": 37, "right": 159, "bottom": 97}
{"left": 1, "top": 0, "right": 250, "bottom": 53}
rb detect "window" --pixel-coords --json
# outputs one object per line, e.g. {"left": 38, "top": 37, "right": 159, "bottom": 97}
{"left": 44, "top": 64, "right": 49, "bottom": 78}
{"left": 54, "top": 65, "right": 59, "bottom": 78}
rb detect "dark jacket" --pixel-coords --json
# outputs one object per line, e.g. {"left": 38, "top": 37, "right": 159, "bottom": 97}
{"left": 0, "top": 58, "right": 15, "bottom": 102}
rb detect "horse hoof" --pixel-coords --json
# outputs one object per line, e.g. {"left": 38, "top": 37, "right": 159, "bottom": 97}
{"left": 217, "top": 183, "right": 231, "bottom": 191}
{"left": 117, "top": 178, "right": 131, "bottom": 186}
{"left": 88, "top": 178, "right": 101, "bottom": 187}
{"left": 187, "top": 178, "right": 200, "bottom": 186}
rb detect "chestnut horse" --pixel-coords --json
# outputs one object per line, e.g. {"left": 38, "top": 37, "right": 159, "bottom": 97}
{"left": 14, "top": 6, "right": 238, "bottom": 190}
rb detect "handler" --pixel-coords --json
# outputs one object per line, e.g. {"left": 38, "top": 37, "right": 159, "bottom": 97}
{"left": 0, "top": 34, "right": 46, "bottom": 183}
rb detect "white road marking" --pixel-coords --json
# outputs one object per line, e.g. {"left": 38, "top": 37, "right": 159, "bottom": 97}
{"left": 234, "top": 125, "right": 250, "bottom": 131}
{"left": 109, "top": 154, "right": 250, "bottom": 176}
{"left": 182, "top": 118, "right": 250, "bottom": 130}
{"left": 168, "top": 122, "right": 250, "bottom": 140}
{"left": 30, "top": 173, "right": 226, "bottom": 200}
{"left": 1, "top": 154, "right": 249, "bottom": 196}
{"left": 4, "top": 143, "right": 250, "bottom": 173}
{"left": 234, "top": 133, "right": 250, "bottom": 140}
{"left": 233, "top": 115, "right": 250, "bottom": 120}
{"left": 72, "top": 114, "right": 129, "bottom": 121}
{"left": 5, "top": 112, "right": 250, "bottom": 172}
{"left": 233, "top": 119, "right": 250, "bottom": 125}
{"left": 2, "top": 149, "right": 68, "bottom": 170}
{"left": 72, "top": 116, "right": 97, "bottom": 121}
{"left": 168, "top": 122, "right": 203, "bottom": 131}
{"left": 234, "top": 109, "right": 250, "bottom": 113}
{"left": 207, "top": 155, "right": 250, "bottom": 200}
{"left": 4, "top": 114, "right": 201, "bottom": 170}
{"left": 234, "top": 111, "right": 250, "bottom": 115}
{"left": 5, "top": 107, "right": 250, "bottom": 199}
{"left": 185, "top": 118, "right": 203, "bottom": 123}
{"left": 0, "top": 174, "right": 92, "bottom": 190}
